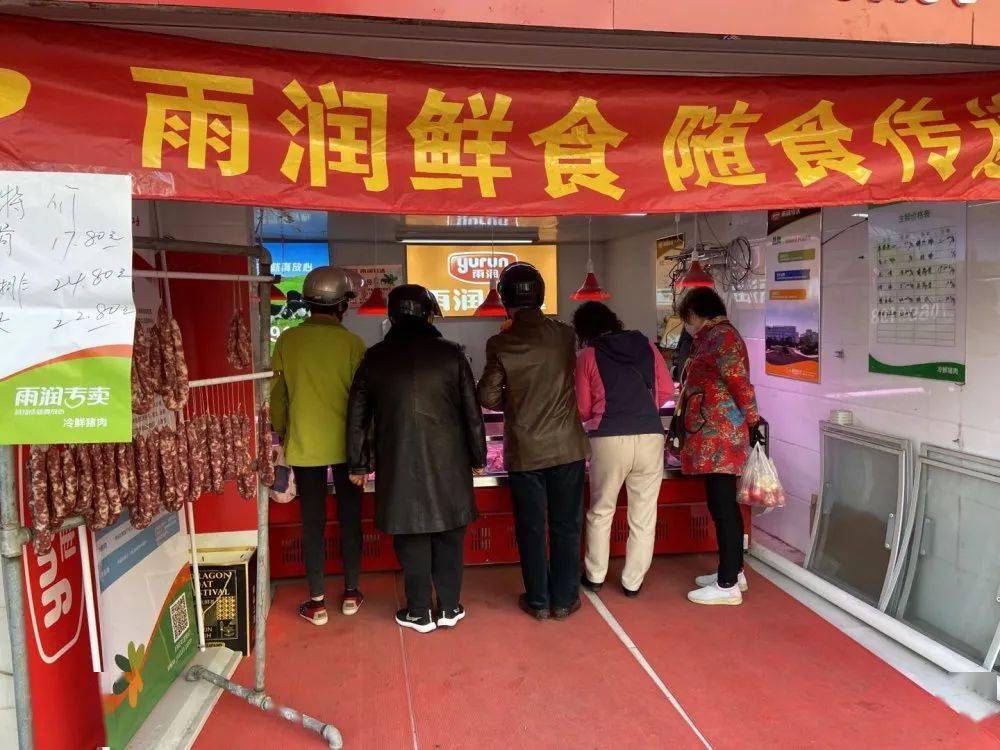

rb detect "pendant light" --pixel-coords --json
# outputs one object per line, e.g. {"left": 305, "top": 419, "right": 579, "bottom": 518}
{"left": 358, "top": 216, "right": 389, "bottom": 316}
{"left": 676, "top": 213, "right": 715, "bottom": 289}
{"left": 474, "top": 224, "right": 508, "bottom": 317}
{"left": 571, "top": 216, "right": 611, "bottom": 302}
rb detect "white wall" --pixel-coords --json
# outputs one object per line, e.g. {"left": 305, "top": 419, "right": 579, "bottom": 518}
{"left": 692, "top": 204, "right": 1000, "bottom": 553}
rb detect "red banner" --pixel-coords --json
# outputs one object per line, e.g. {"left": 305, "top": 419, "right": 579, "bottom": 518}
{"left": 2, "top": 15, "right": 1000, "bottom": 215}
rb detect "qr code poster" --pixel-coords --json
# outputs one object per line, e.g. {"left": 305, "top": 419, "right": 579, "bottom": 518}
{"left": 97, "top": 518, "right": 197, "bottom": 750}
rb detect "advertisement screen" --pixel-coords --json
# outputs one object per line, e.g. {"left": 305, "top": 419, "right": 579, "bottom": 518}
{"left": 264, "top": 241, "right": 330, "bottom": 350}
{"left": 405, "top": 245, "right": 558, "bottom": 317}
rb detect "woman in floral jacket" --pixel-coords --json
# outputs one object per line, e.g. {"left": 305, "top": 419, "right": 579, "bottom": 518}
{"left": 674, "top": 287, "right": 761, "bottom": 606}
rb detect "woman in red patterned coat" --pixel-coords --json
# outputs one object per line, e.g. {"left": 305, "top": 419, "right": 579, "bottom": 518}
{"left": 674, "top": 287, "right": 761, "bottom": 606}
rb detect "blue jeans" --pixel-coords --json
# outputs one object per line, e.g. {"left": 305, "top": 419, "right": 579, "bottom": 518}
{"left": 508, "top": 460, "right": 586, "bottom": 610}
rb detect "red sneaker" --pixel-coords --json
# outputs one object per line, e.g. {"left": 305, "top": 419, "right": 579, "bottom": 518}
{"left": 299, "top": 599, "right": 328, "bottom": 626}
{"left": 342, "top": 589, "right": 365, "bottom": 616}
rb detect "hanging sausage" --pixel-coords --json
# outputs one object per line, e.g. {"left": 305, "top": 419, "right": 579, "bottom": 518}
{"left": 207, "top": 414, "right": 225, "bottom": 494}
{"left": 29, "top": 446, "right": 53, "bottom": 556}
{"left": 175, "top": 423, "right": 191, "bottom": 504}
{"left": 226, "top": 311, "right": 253, "bottom": 370}
{"left": 257, "top": 403, "right": 275, "bottom": 488}
{"left": 132, "top": 323, "right": 155, "bottom": 415}
{"left": 89, "top": 443, "right": 110, "bottom": 530}
{"left": 74, "top": 444, "right": 94, "bottom": 520}
{"left": 46, "top": 446, "right": 67, "bottom": 531}
{"left": 60, "top": 447, "right": 78, "bottom": 524}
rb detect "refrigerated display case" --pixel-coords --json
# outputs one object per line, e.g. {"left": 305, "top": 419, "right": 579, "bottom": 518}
{"left": 268, "top": 406, "right": 749, "bottom": 579}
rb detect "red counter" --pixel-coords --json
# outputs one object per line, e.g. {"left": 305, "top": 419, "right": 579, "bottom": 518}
{"left": 269, "top": 475, "right": 751, "bottom": 580}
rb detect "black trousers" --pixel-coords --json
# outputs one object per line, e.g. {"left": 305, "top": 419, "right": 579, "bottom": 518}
{"left": 705, "top": 473, "right": 744, "bottom": 588}
{"left": 392, "top": 526, "right": 467, "bottom": 613}
{"left": 293, "top": 465, "right": 363, "bottom": 597}
{"left": 508, "top": 460, "right": 586, "bottom": 610}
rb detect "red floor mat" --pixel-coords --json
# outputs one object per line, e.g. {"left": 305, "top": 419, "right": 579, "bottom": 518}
{"left": 596, "top": 554, "right": 1000, "bottom": 750}
{"left": 395, "top": 565, "right": 704, "bottom": 750}
{"left": 193, "top": 573, "right": 413, "bottom": 749}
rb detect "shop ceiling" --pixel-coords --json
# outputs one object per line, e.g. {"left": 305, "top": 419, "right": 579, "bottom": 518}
{"left": 315, "top": 212, "right": 679, "bottom": 245}
{"left": 7, "top": 3, "right": 1000, "bottom": 76}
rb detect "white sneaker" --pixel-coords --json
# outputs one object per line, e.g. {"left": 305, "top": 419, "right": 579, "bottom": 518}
{"left": 687, "top": 582, "right": 743, "bottom": 606}
{"left": 694, "top": 571, "right": 748, "bottom": 593}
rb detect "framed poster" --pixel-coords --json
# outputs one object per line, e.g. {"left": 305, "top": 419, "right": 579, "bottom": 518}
{"left": 868, "top": 202, "right": 966, "bottom": 383}
{"left": 655, "top": 234, "right": 684, "bottom": 344}
{"left": 763, "top": 209, "right": 822, "bottom": 383}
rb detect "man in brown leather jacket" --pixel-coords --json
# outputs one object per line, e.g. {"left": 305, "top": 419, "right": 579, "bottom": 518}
{"left": 478, "top": 262, "right": 589, "bottom": 620}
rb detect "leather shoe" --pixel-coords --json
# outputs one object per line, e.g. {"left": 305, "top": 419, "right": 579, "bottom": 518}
{"left": 552, "top": 598, "right": 582, "bottom": 620}
{"left": 622, "top": 583, "right": 641, "bottom": 598}
{"left": 580, "top": 574, "right": 602, "bottom": 593}
{"left": 518, "top": 594, "right": 550, "bottom": 621}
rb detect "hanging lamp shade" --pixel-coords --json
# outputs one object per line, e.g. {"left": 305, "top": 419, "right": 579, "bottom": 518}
{"left": 357, "top": 286, "right": 389, "bottom": 316}
{"left": 269, "top": 284, "right": 287, "bottom": 303}
{"left": 474, "top": 285, "right": 507, "bottom": 317}
{"left": 570, "top": 261, "right": 611, "bottom": 302}
{"left": 676, "top": 259, "right": 715, "bottom": 289}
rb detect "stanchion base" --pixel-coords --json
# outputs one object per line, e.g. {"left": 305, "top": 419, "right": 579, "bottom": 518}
{"left": 186, "top": 665, "right": 344, "bottom": 749}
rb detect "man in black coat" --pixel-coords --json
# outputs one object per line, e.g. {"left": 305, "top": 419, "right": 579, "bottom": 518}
{"left": 346, "top": 285, "right": 487, "bottom": 634}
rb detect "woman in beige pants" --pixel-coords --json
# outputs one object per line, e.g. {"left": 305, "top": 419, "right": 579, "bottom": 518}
{"left": 573, "top": 303, "right": 675, "bottom": 596}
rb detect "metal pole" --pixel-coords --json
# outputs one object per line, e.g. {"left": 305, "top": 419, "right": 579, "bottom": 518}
{"left": 0, "top": 446, "right": 35, "bottom": 750}
{"left": 132, "top": 270, "right": 276, "bottom": 283}
{"left": 133, "top": 236, "right": 270, "bottom": 261}
{"left": 253, "top": 482, "right": 269, "bottom": 693}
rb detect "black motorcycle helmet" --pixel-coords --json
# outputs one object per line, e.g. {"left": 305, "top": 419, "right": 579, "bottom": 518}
{"left": 387, "top": 284, "right": 442, "bottom": 322}
{"left": 498, "top": 262, "right": 545, "bottom": 309}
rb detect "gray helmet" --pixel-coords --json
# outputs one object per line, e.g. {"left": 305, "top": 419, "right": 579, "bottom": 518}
{"left": 302, "top": 266, "right": 357, "bottom": 307}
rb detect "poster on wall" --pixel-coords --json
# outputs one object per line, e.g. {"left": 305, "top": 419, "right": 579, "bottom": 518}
{"left": 655, "top": 234, "right": 684, "bottom": 345}
{"left": 344, "top": 264, "right": 402, "bottom": 309}
{"left": 0, "top": 171, "right": 134, "bottom": 445}
{"left": 263, "top": 240, "right": 329, "bottom": 350}
{"left": 94, "top": 271, "right": 197, "bottom": 750}
{"left": 868, "top": 202, "right": 967, "bottom": 383}
{"left": 405, "top": 245, "right": 557, "bottom": 317}
{"left": 763, "top": 208, "right": 822, "bottom": 383}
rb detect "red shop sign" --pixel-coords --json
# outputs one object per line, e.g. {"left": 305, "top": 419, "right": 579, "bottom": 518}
{"left": 2, "top": 15, "right": 1000, "bottom": 216}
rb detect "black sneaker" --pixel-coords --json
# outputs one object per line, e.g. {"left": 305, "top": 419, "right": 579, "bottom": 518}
{"left": 436, "top": 605, "right": 466, "bottom": 628}
{"left": 395, "top": 608, "right": 437, "bottom": 634}
{"left": 580, "top": 574, "right": 603, "bottom": 593}
{"left": 622, "top": 582, "right": 642, "bottom": 598}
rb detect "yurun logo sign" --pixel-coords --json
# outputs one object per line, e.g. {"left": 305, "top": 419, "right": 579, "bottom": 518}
{"left": 448, "top": 251, "right": 517, "bottom": 284}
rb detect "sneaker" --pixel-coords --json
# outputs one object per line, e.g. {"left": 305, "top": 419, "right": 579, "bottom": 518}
{"left": 299, "top": 599, "right": 328, "bottom": 626}
{"left": 342, "top": 589, "right": 365, "bottom": 616}
{"left": 552, "top": 598, "right": 582, "bottom": 621}
{"left": 694, "top": 571, "right": 749, "bottom": 593}
{"left": 395, "top": 608, "right": 437, "bottom": 634}
{"left": 580, "top": 574, "right": 603, "bottom": 593}
{"left": 687, "top": 582, "right": 743, "bottom": 606}
{"left": 437, "top": 605, "right": 466, "bottom": 628}
{"left": 518, "top": 594, "right": 550, "bottom": 621}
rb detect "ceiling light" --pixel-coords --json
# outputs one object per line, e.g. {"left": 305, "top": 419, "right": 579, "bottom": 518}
{"left": 852, "top": 212, "right": 869, "bottom": 219}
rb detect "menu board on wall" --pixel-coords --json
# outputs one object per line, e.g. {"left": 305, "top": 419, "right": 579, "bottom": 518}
{"left": 0, "top": 171, "right": 134, "bottom": 445}
{"left": 405, "top": 244, "right": 557, "bottom": 317}
{"left": 655, "top": 234, "right": 684, "bottom": 345}
{"left": 763, "top": 209, "right": 822, "bottom": 383}
{"left": 868, "top": 202, "right": 967, "bottom": 383}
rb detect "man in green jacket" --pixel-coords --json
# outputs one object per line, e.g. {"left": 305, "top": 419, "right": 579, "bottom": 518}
{"left": 271, "top": 266, "right": 367, "bottom": 625}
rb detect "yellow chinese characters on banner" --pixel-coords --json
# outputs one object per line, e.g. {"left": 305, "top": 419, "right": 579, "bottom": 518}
{"left": 405, "top": 244, "right": 558, "bottom": 317}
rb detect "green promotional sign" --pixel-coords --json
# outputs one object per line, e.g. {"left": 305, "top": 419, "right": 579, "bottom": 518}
{"left": 0, "top": 171, "right": 134, "bottom": 444}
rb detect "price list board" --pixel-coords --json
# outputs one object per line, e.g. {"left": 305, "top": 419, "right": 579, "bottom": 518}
{"left": 0, "top": 171, "right": 134, "bottom": 444}
{"left": 868, "top": 202, "right": 967, "bottom": 383}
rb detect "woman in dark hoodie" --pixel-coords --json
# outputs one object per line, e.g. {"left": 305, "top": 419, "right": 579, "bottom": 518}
{"left": 574, "top": 302, "right": 674, "bottom": 597}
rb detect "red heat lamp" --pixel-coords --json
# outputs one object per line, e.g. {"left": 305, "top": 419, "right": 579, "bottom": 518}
{"left": 676, "top": 258, "right": 715, "bottom": 289}
{"left": 570, "top": 261, "right": 611, "bottom": 302}
{"left": 357, "top": 286, "right": 389, "bottom": 316}
{"left": 474, "top": 284, "right": 507, "bottom": 317}
{"left": 269, "top": 284, "right": 287, "bottom": 303}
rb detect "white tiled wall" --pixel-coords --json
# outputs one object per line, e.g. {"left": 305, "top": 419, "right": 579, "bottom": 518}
{"left": 715, "top": 203, "right": 1000, "bottom": 552}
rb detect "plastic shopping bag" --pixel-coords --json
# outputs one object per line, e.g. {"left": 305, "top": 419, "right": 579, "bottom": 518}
{"left": 268, "top": 442, "right": 297, "bottom": 504}
{"left": 737, "top": 443, "right": 786, "bottom": 509}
